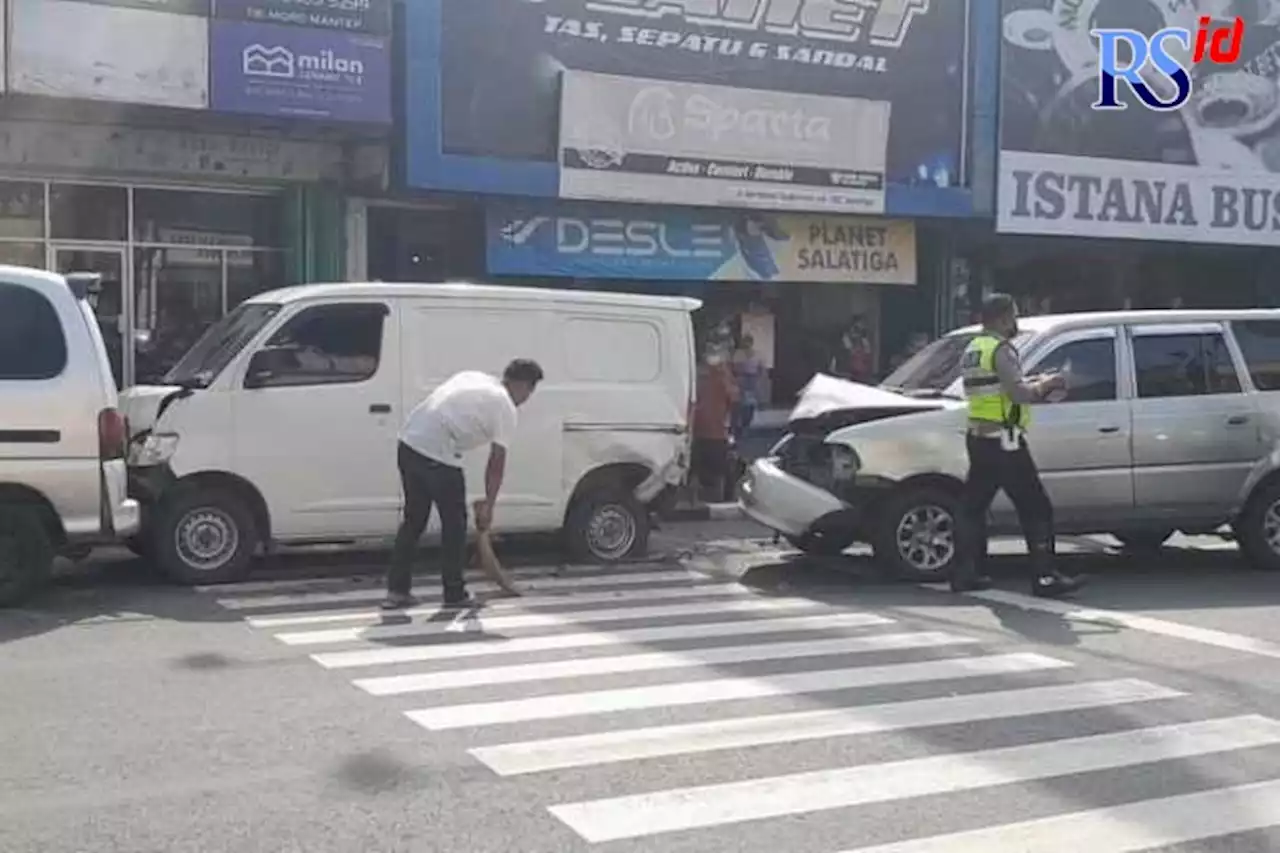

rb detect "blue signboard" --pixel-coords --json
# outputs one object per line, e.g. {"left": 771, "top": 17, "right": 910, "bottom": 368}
{"left": 405, "top": 0, "right": 976, "bottom": 217}
{"left": 486, "top": 200, "right": 918, "bottom": 285}
{"left": 209, "top": 19, "right": 390, "bottom": 123}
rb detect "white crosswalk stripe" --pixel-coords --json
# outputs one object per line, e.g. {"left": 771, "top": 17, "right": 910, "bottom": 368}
{"left": 207, "top": 566, "right": 1280, "bottom": 851}
{"left": 311, "top": 610, "right": 894, "bottom": 669}
{"left": 469, "top": 679, "right": 1184, "bottom": 776}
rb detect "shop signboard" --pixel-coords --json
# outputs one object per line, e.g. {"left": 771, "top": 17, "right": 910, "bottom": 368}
{"left": 209, "top": 19, "right": 390, "bottom": 123}
{"left": 405, "top": 0, "right": 969, "bottom": 214}
{"left": 486, "top": 200, "right": 916, "bottom": 285}
{"left": 998, "top": 1, "right": 1280, "bottom": 247}
{"left": 213, "top": 0, "right": 391, "bottom": 35}
{"left": 559, "top": 72, "right": 889, "bottom": 214}
{"left": 10, "top": 0, "right": 210, "bottom": 109}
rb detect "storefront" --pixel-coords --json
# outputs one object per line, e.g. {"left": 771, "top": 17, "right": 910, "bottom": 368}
{"left": 0, "top": 0, "right": 395, "bottom": 384}
{"left": 381, "top": 0, "right": 983, "bottom": 404}
{"left": 0, "top": 118, "right": 361, "bottom": 386}
{"left": 990, "top": 1, "right": 1280, "bottom": 310}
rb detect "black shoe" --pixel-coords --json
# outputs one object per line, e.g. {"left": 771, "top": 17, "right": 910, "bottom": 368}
{"left": 441, "top": 592, "right": 479, "bottom": 610}
{"left": 380, "top": 593, "right": 418, "bottom": 610}
{"left": 1032, "top": 573, "right": 1085, "bottom": 598}
{"left": 950, "top": 575, "right": 994, "bottom": 593}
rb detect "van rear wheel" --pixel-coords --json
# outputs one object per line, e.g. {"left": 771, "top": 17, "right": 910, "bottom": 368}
{"left": 566, "top": 489, "right": 650, "bottom": 564}
{"left": 0, "top": 504, "right": 54, "bottom": 607}
{"left": 152, "top": 487, "right": 258, "bottom": 585}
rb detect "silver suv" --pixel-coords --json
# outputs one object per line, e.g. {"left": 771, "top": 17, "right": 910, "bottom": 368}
{"left": 0, "top": 266, "right": 140, "bottom": 605}
{"left": 740, "top": 310, "right": 1280, "bottom": 580}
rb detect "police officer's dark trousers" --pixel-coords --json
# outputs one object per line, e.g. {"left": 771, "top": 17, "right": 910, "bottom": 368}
{"left": 957, "top": 432, "right": 1056, "bottom": 583}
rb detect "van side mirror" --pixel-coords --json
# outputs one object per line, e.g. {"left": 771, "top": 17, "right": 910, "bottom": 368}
{"left": 243, "top": 351, "right": 276, "bottom": 389}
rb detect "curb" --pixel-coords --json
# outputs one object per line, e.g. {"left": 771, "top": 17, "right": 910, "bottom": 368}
{"left": 661, "top": 502, "right": 742, "bottom": 522}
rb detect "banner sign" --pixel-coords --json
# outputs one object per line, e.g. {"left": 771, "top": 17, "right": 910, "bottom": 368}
{"left": 998, "top": 0, "right": 1280, "bottom": 246}
{"left": 558, "top": 71, "right": 888, "bottom": 214}
{"left": 406, "top": 0, "right": 967, "bottom": 203}
{"left": 209, "top": 19, "right": 390, "bottom": 123}
{"left": 213, "top": 0, "right": 391, "bottom": 34}
{"left": 486, "top": 200, "right": 916, "bottom": 285}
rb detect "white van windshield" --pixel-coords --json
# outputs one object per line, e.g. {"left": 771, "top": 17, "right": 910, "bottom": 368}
{"left": 164, "top": 302, "right": 281, "bottom": 388}
{"left": 882, "top": 331, "right": 1034, "bottom": 398}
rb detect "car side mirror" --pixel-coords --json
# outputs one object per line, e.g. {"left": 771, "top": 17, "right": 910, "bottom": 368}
{"left": 243, "top": 351, "right": 276, "bottom": 389}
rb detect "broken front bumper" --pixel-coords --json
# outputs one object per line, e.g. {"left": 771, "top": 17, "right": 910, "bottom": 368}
{"left": 737, "top": 457, "right": 848, "bottom": 538}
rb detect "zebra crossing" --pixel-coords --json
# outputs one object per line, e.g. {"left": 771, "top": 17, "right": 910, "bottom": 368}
{"left": 205, "top": 561, "right": 1280, "bottom": 851}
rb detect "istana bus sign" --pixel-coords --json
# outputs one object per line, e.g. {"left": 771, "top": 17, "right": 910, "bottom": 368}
{"left": 998, "top": 0, "right": 1280, "bottom": 246}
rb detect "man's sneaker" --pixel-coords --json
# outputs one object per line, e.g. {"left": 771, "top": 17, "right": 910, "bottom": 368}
{"left": 441, "top": 592, "right": 479, "bottom": 610}
{"left": 1032, "top": 573, "right": 1085, "bottom": 598}
{"left": 380, "top": 593, "right": 418, "bottom": 610}
{"left": 950, "top": 575, "right": 994, "bottom": 593}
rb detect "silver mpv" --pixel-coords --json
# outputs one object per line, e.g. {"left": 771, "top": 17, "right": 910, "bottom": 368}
{"left": 739, "top": 310, "right": 1280, "bottom": 580}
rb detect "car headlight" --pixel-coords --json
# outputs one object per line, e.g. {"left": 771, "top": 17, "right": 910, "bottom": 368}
{"left": 128, "top": 432, "right": 179, "bottom": 467}
{"left": 830, "top": 445, "right": 861, "bottom": 479}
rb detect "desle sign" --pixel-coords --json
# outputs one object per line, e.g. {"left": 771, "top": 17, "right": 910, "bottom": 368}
{"left": 1093, "top": 15, "right": 1245, "bottom": 111}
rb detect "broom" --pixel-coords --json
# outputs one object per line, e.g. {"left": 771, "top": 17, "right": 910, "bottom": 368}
{"left": 472, "top": 503, "right": 521, "bottom": 596}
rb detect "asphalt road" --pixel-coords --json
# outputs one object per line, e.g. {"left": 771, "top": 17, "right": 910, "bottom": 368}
{"left": 6, "top": 524, "right": 1280, "bottom": 852}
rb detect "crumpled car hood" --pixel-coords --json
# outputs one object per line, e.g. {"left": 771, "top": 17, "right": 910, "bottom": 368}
{"left": 119, "top": 384, "right": 189, "bottom": 439}
{"left": 787, "top": 374, "right": 946, "bottom": 433}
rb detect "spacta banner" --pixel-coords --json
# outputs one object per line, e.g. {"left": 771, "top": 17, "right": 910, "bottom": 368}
{"left": 406, "top": 0, "right": 968, "bottom": 199}
{"left": 998, "top": 0, "right": 1280, "bottom": 247}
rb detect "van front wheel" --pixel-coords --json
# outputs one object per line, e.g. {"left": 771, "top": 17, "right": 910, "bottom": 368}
{"left": 566, "top": 489, "right": 650, "bottom": 564}
{"left": 152, "top": 487, "right": 258, "bottom": 585}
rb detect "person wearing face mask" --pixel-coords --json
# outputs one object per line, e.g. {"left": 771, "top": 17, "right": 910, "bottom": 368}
{"left": 954, "top": 294, "right": 1083, "bottom": 598}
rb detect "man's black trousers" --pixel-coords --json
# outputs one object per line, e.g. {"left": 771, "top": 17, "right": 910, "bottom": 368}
{"left": 958, "top": 432, "right": 1056, "bottom": 580}
{"left": 386, "top": 442, "right": 467, "bottom": 599}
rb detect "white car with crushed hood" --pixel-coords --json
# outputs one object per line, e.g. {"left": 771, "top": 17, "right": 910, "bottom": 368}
{"left": 740, "top": 311, "right": 1280, "bottom": 580}
{"left": 121, "top": 282, "right": 697, "bottom": 585}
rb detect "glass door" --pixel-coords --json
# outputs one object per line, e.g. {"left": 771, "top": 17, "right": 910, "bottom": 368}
{"left": 53, "top": 246, "right": 128, "bottom": 387}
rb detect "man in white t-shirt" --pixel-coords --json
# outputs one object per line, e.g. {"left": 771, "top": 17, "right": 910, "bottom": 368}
{"left": 383, "top": 358, "right": 544, "bottom": 609}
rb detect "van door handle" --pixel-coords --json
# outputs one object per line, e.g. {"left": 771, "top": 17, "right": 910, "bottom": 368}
{"left": 1227, "top": 414, "right": 1250, "bottom": 426}
{"left": 369, "top": 404, "right": 391, "bottom": 414}
{"left": 1098, "top": 425, "right": 1120, "bottom": 433}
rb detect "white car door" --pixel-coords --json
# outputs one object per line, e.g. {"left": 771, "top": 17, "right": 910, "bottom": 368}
{"left": 991, "top": 328, "right": 1135, "bottom": 529}
{"left": 231, "top": 299, "right": 403, "bottom": 540}
{"left": 1128, "top": 323, "right": 1261, "bottom": 521}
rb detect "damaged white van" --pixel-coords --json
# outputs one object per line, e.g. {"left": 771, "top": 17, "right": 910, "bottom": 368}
{"left": 121, "top": 282, "right": 697, "bottom": 584}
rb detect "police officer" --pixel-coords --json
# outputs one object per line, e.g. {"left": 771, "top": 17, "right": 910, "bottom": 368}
{"left": 953, "top": 294, "right": 1084, "bottom": 598}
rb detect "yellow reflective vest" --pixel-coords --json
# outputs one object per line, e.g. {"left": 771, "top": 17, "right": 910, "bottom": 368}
{"left": 961, "top": 334, "right": 1030, "bottom": 429}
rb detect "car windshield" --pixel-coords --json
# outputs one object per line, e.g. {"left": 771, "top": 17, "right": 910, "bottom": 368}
{"left": 163, "top": 302, "right": 281, "bottom": 389}
{"left": 881, "top": 330, "right": 1035, "bottom": 398}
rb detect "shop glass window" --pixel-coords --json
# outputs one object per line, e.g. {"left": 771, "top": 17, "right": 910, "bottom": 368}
{"left": 49, "top": 184, "right": 127, "bottom": 242}
{"left": 1133, "top": 333, "right": 1242, "bottom": 398}
{"left": 0, "top": 181, "right": 45, "bottom": 240}
{"left": 227, "top": 251, "right": 284, "bottom": 312}
{"left": 1031, "top": 338, "right": 1117, "bottom": 402}
{"left": 0, "top": 282, "right": 67, "bottom": 380}
{"left": 133, "top": 247, "right": 224, "bottom": 384}
{"left": 252, "top": 304, "right": 385, "bottom": 388}
{"left": 1231, "top": 320, "right": 1280, "bottom": 391}
{"left": 133, "top": 188, "right": 282, "bottom": 247}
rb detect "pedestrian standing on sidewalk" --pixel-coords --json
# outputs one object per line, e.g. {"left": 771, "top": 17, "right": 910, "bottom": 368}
{"left": 731, "top": 334, "right": 763, "bottom": 440}
{"left": 382, "top": 359, "right": 544, "bottom": 610}
{"left": 691, "top": 347, "right": 739, "bottom": 505}
{"left": 954, "top": 294, "right": 1083, "bottom": 598}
